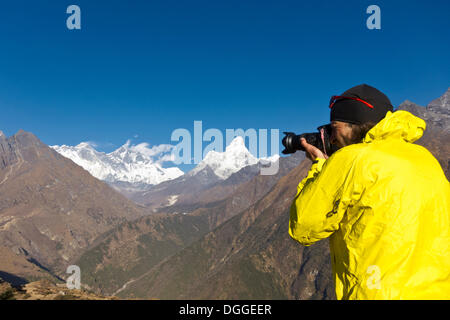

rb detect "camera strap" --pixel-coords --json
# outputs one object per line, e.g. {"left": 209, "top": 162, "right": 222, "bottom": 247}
{"left": 319, "top": 127, "right": 328, "bottom": 157}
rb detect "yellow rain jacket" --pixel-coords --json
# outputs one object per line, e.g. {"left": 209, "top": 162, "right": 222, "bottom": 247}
{"left": 289, "top": 110, "right": 450, "bottom": 300}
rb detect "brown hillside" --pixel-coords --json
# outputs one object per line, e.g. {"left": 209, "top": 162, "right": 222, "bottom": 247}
{"left": 0, "top": 130, "right": 146, "bottom": 281}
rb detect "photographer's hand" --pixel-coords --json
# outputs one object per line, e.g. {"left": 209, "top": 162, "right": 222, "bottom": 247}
{"left": 300, "top": 138, "right": 328, "bottom": 161}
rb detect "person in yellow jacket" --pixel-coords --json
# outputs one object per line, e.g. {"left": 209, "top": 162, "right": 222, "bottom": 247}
{"left": 289, "top": 84, "right": 450, "bottom": 300}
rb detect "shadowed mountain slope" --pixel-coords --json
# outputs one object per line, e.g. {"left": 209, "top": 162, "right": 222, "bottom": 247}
{"left": 0, "top": 130, "right": 146, "bottom": 281}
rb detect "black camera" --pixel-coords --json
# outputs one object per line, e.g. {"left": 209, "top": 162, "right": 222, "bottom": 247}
{"left": 281, "top": 124, "right": 338, "bottom": 156}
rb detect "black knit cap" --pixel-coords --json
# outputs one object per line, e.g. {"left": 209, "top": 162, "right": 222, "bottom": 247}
{"left": 330, "top": 84, "right": 393, "bottom": 125}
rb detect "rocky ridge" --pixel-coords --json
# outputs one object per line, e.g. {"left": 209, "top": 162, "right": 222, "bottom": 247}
{"left": 0, "top": 277, "right": 117, "bottom": 300}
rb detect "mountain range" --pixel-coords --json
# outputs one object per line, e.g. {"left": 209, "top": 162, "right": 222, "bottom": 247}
{"left": 51, "top": 136, "right": 279, "bottom": 210}
{"left": 0, "top": 130, "right": 146, "bottom": 284}
{"left": 1, "top": 87, "right": 448, "bottom": 299}
{"left": 50, "top": 141, "right": 184, "bottom": 191}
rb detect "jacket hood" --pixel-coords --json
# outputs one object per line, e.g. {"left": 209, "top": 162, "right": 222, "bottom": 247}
{"left": 363, "top": 110, "right": 426, "bottom": 143}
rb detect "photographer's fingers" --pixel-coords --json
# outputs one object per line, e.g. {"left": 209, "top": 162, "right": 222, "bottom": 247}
{"left": 300, "top": 138, "right": 327, "bottom": 160}
{"left": 300, "top": 138, "right": 314, "bottom": 160}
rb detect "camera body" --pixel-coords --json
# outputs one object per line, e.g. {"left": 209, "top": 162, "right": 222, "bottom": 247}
{"left": 281, "top": 124, "right": 338, "bottom": 157}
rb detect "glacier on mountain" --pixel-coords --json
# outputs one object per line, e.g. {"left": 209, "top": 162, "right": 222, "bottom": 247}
{"left": 51, "top": 140, "right": 184, "bottom": 185}
{"left": 51, "top": 136, "right": 280, "bottom": 187}
{"left": 189, "top": 136, "right": 279, "bottom": 180}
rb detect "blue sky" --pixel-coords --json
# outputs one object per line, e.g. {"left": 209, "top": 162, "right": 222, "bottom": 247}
{"left": 0, "top": 0, "right": 449, "bottom": 170}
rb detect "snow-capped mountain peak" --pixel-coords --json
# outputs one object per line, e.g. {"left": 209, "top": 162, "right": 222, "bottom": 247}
{"left": 189, "top": 136, "right": 278, "bottom": 180}
{"left": 51, "top": 141, "right": 184, "bottom": 186}
{"left": 52, "top": 135, "right": 280, "bottom": 191}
